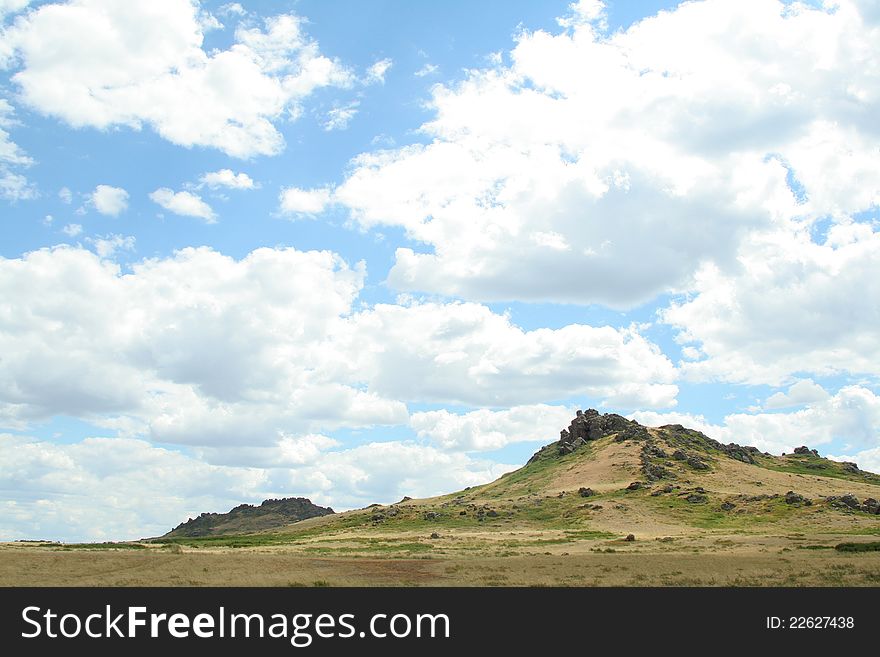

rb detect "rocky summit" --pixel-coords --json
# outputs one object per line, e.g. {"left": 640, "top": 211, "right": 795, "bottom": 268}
{"left": 163, "top": 497, "right": 334, "bottom": 538}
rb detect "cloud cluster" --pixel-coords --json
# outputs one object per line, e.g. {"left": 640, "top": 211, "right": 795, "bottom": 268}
{"left": 0, "top": 432, "right": 514, "bottom": 541}
{"left": 1, "top": 0, "right": 353, "bottom": 157}
{"left": 288, "top": 0, "right": 880, "bottom": 310}
{"left": 0, "top": 245, "right": 677, "bottom": 444}
{"left": 664, "top": 224, "right": 880, "bottom": 385}
{"left": 0, "top": 98, "right": 34, "bottom": 200}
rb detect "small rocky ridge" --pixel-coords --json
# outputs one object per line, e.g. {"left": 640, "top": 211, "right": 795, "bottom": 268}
{"left": 165, "top": 497, "right": 334, "bottom": 538}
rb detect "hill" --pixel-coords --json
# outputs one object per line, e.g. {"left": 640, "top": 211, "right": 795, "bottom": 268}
{"left": 5, "top": 410, "right": 879, "bottom": 586}
{"left": 162, "top": 497, "right": 334, "bottom": 538}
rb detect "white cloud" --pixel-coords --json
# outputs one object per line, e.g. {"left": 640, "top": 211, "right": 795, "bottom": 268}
{"left": 411, "top": 404, "right": 575, "bottom": 451}
{"left": 61, "top": 223, "right": 82, "bottom": 237}
{"left": 663, "top": 225, "right": 880, "bottom": 385}
{"left": 0, "top": 98, "right": 35, "bottom": 200}
{"left": 2, "top": 1, "right": 353, "bottom": 157}
{"left": 632, "top": 385, "right": 880, "bottom": 460}
{"left": 149, "top": 187, "right": 216, "bottom": 222}
{"left": 197, "top": 168, "right": 255, "bottom": 190}
{"left": 323, "top": 0, "right": 880, "bottom": 308}
{"left": 90, "top": 184, "right": 128, "bottom": 216}
{"left": 338, "top": 301, "right": 678, "bottom": 408}
{"left": 87, "top": 233, "right": 135, "bottom": 258}
{"left": 218, "top": 3, "right": 246, "bottom": 18}
{"left": 763, "top": 379, "right": 831, "bottom": 410}
{"left": 0, "top": 0, "right": 29, "bottom": 20}
{"left": 279, "top": 186, "right": 332, "bottom": 215}
{"left": 323, "top": 101, "right": 359, "bottom": 131}
{"left": 414, "top": 63, "right": 438, "bottom": 77}
{"left": 58, "top": 186, "right": 72, "bottom": 203}
{"left": 365, "top": 58, "right": 392, "bottom": 84}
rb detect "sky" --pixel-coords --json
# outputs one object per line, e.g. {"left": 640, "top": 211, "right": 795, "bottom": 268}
{"left": 1, "top": 0, "right": 879, "bottom": 542}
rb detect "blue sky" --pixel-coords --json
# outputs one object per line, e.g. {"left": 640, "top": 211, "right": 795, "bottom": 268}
{"left": 1, "top": 0, "right": 880, "bottom": 541}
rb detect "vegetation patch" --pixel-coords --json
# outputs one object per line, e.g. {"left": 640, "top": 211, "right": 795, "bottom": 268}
{"left": 835, "top": 541, "right": 880, "bottom": 553}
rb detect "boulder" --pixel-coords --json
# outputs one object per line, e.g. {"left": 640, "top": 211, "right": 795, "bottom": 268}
{"left": 862, "top": 498, "right": 880, "bottom": 514}
{"left": 578, "top": 487, "right": 595, "bottom": 498}
{"left": 625, "top": 534, "right": 636, "bottom": 542}
{"left": 827, "top": 494, "right": 861, "bottom": 510}
{"left": 784, "top": 491, "right": 806, "bottom": 505}
{"left": 643, "top": 463, "right": 672, "bottom": 480}
{"left": 686, "top": 493, "right": 708, "bottom": 504}
{"left": 686, "top": 456, "right": 710, "bottom": 470}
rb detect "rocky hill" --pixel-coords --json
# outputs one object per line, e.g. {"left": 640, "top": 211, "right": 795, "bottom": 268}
{"left": 163, "top": 410, "right": 880, "bottom": 545}
{"left": 163, "top": 497, "right": 334, "bottom": 538}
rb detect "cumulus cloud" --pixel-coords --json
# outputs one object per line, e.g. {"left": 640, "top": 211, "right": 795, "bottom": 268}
{"left": 305, "top": 0, "right": 880, "bottom": 309}
{"left": 631, "top": 385, "right": 880, "bottom": 462}
{"left": 149, "top": 187, "right": 216, "bottom": 222}
{"left": 90, "top": 184, "right": 128, "bottom": 216}
{"left": 338, "top": 301, "right": 678, "bottom": 408}
{"left": 61, "top": 223, "right": 81, "bottom": 237}
{"left": 762, "top": 379, "right": 831, "bottom": 410}
{"left": 663, "top": 224, "right": 880, "bottom": 385}
{"left": 411, "top": 404, "right": 575, "bottom": 451}
{"left": 197, "top": 168, "right": 255, "bottom": 190}
{"left": 279, "top": 186, "right": 332, "bottom": 215}
{"left": 0, "top": 246, "right": 372, "bottom": 434}
{"left": 1, "top": 1, "right": 353, "bottom": 157}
